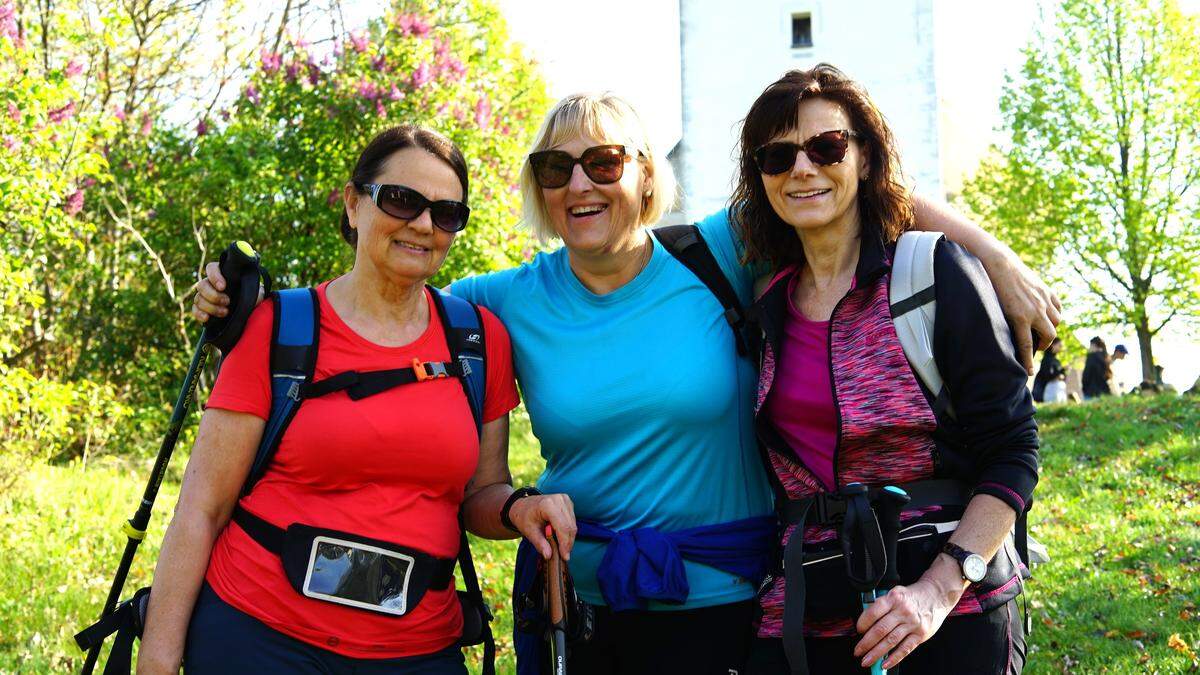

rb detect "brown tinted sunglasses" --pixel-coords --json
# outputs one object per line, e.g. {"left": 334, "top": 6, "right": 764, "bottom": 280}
{"left": 528, "top": 145, "right": 639, "bottom": 189}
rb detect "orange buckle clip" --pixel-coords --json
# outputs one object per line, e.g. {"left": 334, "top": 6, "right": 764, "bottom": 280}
{"left": 412, "top": 358, "right": 449, "bottom": 382}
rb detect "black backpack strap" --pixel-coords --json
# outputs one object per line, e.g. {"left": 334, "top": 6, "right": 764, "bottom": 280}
{"left": 241, "top": 287, "right": 319, "bottom": 496}
{"left": 653, "top": 224, "right": 749, "bottom": 356}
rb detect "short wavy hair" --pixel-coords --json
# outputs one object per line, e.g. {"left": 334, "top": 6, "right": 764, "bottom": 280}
{"left": 729, "top": 64, "right": 914, "bottom": 269}
{"left": 342, "top": 125, "right": 467, "bottom": 248}
{"left": 520, "top": 92, "right": 678, "bottom": 243}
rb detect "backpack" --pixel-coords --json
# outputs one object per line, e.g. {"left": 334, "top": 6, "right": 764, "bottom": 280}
{"left": 246, "top": 285, "right": 496, "bottom": 673}
{"left": 888, "top": 231, "right": 1047, "bottom": 568}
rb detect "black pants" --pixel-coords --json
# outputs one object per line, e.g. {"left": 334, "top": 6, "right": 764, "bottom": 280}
{"left": 746, "top": 600, "right": 1025, "bottom": 674}
{"left": 567, "top": 600, "right": 756, "bottom": 675}
{"left": 183, "top": 583, "right": 467, "bottom": 674}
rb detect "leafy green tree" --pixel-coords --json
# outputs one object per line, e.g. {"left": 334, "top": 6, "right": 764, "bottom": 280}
{"left": 961, "top": 0, "right": 1200, "bottom": 382}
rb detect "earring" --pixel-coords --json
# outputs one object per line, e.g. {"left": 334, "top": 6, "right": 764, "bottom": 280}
{"left": 643, "top": 190, "right": 652, "bottom": 198}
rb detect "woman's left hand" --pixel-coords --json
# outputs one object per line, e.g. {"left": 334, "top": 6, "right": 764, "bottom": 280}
{"left": 852, "top": 573, "right": 965, "bottom": 670}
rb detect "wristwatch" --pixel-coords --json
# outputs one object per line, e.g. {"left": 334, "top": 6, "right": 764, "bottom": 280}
{"left": 500, "top": 486, "right": 542, "bottom": 532}
{"left": 942, "top": 542, "right": 987, "bottom": 583}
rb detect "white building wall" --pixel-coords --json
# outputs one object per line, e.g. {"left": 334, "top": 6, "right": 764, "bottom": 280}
{"left": 677, "top": 0, "right": 942, "bottom": 219}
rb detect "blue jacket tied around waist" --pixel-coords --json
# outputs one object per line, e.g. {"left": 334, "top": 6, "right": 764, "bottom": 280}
{"left": 512, "top": 515, "right": 776, "bottom": 675}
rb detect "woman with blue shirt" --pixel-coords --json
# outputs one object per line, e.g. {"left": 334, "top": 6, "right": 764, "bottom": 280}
{"left": 194, "top": 91, "right": 1060, "bottom": 673}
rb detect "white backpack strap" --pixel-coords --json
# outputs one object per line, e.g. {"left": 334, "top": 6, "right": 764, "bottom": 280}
{"left": 890, "top": 231, "right": 954, "bottom": 419}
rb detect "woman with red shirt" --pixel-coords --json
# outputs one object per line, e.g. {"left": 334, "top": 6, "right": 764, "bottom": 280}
{"left": 137, "top": 126, "right": 577, "bottom": 674}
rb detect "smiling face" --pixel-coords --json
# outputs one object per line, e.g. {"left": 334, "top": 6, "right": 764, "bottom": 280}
{"left": 761, "top": 98, "right": 868, "bottom": 236}
{"left": 344, "top": 147, "right": 461, "bottom": 284}
{"left": 540, "top": 135, "right": 649, "bottom": 256}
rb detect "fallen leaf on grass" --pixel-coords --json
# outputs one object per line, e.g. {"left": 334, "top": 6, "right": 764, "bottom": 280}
{"left": 1127, "top": 630, "right": 1148, "bottom": 639}
{"left": 1168, "top": 633, "right": 1198, "bottom": 661}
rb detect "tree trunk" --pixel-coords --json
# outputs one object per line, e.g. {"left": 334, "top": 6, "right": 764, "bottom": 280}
{"left": 1135, "top": 319, "right": 1155, "bottom": 384}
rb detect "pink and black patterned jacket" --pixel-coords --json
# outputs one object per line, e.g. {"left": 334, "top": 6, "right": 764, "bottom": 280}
{"left": 750, "top": 233, "right": 1039, "bottom": 639}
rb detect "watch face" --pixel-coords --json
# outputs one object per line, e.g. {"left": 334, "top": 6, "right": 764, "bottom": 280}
{"left": 963, "top": 554, "right": 988, "bottom": 582}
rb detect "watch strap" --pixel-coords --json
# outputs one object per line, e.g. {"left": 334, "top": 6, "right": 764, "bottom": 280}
{"left": 500, "top": 486, "right": 542, "bottom": 533}
{"left": 942, "top": 541, "right": 972, "bottom": 563}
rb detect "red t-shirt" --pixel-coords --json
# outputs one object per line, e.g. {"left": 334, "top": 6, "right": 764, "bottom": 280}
{"left": 204, "top": 281, "right": 519, "bottom": 658}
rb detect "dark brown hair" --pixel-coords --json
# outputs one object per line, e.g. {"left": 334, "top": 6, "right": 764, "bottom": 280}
{"left": 341, "top": 125, "right": 469, "bottom": 247}
{"left": 729, "top": 64, "right": 914, "bottom": 269}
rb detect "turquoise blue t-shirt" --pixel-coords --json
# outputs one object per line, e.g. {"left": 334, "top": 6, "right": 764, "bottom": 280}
{"left": 451, "top": 210, "right": 774, "bottom": 610}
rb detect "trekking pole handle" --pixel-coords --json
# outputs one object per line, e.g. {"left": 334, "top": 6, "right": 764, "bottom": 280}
{"left": 203, "top": 241, "right": 263, "bottom": 352}
{"left": 876, "top": 486, "right": 911, "bottom": 588}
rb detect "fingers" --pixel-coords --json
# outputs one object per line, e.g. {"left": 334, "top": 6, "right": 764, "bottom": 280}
{"left": 523, "top": 521, "right": 553, "bottom": 560}
{"left": 540, "top": 494, "right": 576, "bottom": 560}
{"left": 859, "top": 622, "right": 907, "bottom": 669}
{"left": 205, "top": 261, "right": 226, "bottom": 291}
{"left": 883, "top": 633, "right": 923, "bottom": 670}
{"left": 192, "top": 286, "right": 227, "bottom": 322}
{"left": 1032, "top": 314, "right": 1057, "bottom": 351}
{"left": 1013, "top": 323, "right": 1035, "bottom": 375}
{"left": 854, "top": 592, "right": 892, "bottom": 635}
{"left": 854, "top": 604, "right": 902, "bottom": 662}
{"left": 511, "top": 493, "right": 576, "bottom": 560}
{"left": 194, "top": 262, "right": 233, "bottom": 324}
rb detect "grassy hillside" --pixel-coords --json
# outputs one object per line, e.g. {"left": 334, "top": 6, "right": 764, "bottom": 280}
{"left": 2, "top": 397, "right": 1197, "bottom": 673}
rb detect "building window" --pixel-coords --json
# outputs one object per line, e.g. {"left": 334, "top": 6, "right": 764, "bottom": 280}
{"left": 792, "top": 13, "right": 813, "bottom": 49}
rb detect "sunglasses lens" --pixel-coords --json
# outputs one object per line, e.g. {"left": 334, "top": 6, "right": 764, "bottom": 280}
{"left": 378, "top": 186, "right": 425, "bottom": 220}
{"left": 756, "top": 143, "right": 798, "bottom": 175}
{"left": 805, "top": 132, "right": 849, "bottom": 166}
{"left": 580, "top": 147, "right": 626, "bottom": 184}
{"left": 531, "top": 152, "right": 574, "bottom": 188}
{"left": 430, "top": 203, "right": 470, "bottom": 232}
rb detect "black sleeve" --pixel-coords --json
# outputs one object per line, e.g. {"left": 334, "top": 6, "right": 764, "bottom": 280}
{"left": 932, "top": 240, "right": 1039, "bottom": 516}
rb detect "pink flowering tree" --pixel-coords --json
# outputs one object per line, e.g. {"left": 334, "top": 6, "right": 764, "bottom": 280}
{"left": 0, "top": 4, "right": 112, "bottom": 363}
{"left": 152, "top": 0, "right": 550, "bottom": 288}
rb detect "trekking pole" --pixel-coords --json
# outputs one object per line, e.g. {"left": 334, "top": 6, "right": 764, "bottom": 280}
{"left": 545, "top": 526, "right": 568, "bottom": 675}
{"left": 864, "top": 486, "right": 910, "bottom": 675}
{"left": 79, "top": 242, "right": 264, "bottom": 675}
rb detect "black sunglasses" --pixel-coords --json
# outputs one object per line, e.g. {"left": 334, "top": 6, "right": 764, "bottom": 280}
{"left": 355, "top": 183, "right": 470, "bottom": 233}
{"left": 527, "top": 144, "right": 637, "bottom": 189}
{"left": 753, "top": 130, "right": 860, "bottom": 175}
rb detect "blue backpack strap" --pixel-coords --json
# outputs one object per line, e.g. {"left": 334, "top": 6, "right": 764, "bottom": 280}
{"left": 428, "top": 286, "right": 486, "bottom": 437}
{"left": 428, "top": 286, "right": 495, "bottom": 675}
{"left": 241, "top": 287, "right": 319, "bottom": 496}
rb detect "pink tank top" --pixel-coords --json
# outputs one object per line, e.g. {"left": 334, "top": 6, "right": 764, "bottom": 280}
{"left": 763, "top": 273, "right": 839, "bottom": 491}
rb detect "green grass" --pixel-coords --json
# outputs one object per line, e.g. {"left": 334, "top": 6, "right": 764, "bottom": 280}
{"left": 3, "top": 398, "right": 1198, "bottom": 673}
{"left": 1025, "top": 394, "right": 1200, "bottom": 673}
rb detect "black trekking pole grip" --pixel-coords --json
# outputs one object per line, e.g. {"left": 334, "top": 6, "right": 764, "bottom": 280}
{"left": 876, "top": 486, "right": 911, "bottom": 588}
{"left": 203, "top": 241, "right": 263, "bottom": 352}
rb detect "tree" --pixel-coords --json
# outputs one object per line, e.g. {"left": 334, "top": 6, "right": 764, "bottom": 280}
{"left": 961, "top": 0, "right": 1200, "bottom": 382}
{"left": 2, "top": 0, "right": 548, "bottom": 465}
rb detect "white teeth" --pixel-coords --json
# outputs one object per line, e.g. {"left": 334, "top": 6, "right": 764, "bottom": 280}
{"left": 569, "top": 204, "right": 607, "bottom": 216}
{"left": 789, "top": 189, "right": 830, "bottom": 198}
{"left": 394, "top": 241, "right": 427, "bottom": 251}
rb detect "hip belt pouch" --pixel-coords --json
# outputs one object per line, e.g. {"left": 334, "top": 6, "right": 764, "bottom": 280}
{"left": 798, "top": 518, "right": 1024, "bottom": 619}
{"left": 235, "top": 507, "right": 453, "bottom": 617}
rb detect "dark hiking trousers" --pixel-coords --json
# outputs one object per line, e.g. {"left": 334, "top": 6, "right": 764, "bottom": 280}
{"left": 566, "top": 599, "right": 757, "bottom": 675}
{"left": 183, "top": 583, "right": 467, "bottom": 674}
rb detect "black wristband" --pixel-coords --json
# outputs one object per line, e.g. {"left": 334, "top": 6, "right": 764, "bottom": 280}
{"left": 500, "top": 486, "right": 542, "bottom": 533}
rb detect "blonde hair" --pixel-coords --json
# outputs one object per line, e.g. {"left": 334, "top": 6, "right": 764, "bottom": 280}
{"left": 520, "top": 92, "right": 678, "bottom": 243}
